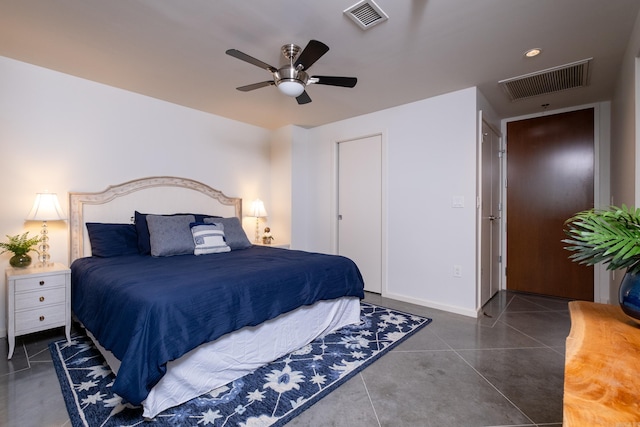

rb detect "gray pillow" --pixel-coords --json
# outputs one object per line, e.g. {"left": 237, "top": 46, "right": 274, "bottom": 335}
{"left": 204, "top": 217, "right": 252, "bottom": 250}
{"left": 147, "top": 214, "right": 195, "bottom": 256}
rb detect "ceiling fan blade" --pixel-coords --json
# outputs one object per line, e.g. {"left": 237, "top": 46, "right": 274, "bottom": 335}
{"left": 236, "top": 81, "right": 275, "bottom": 92}
{"left": 294, "top": 40, "right": 329, "bottom": 70}
{"left": 312, "top": 76, "right": 358, "bottom": 88}
{"left": 226, "top": 49, "right": 277, "bottom": 73}
{"left": 296, "top": 91, "right": 312, "bottom": 105}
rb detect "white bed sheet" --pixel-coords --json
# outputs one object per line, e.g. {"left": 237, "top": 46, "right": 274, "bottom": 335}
{"left": 86, "top": 296, "right": 361, "bottom": 418}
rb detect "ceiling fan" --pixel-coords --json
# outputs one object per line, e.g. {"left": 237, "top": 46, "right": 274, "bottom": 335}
{"left": 225, "top": 40, "right": 357, "bottom": 105}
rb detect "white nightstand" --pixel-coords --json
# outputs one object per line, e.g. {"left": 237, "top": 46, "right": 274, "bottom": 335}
{"left": 254, "top": 242, "right": 290, "bottom": 249}
{"left": 5, "top": 262, "right": 71, "bottom": 359}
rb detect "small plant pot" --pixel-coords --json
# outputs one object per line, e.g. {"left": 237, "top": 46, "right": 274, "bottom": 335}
{"left": 9, "top": 253, "right": 32, "bottom": 268}
{"left": 619, "top": 271, "right": 640, "bottom": 321}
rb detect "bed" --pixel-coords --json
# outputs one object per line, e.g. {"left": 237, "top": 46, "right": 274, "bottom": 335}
{"left": 68, "top": 176, "right": 365, "bottom": 418}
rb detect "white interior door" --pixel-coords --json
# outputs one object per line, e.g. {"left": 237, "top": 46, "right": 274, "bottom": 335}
{"left": 338, "top": 135, "right": 382, "bottom": 293}
{"left": 480, "top": 121, "right": 502, "bottom": 306}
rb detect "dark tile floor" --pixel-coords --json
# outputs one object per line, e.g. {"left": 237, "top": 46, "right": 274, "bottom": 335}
{"left": 0, "top": 290, "right": 571, "bottom": 427}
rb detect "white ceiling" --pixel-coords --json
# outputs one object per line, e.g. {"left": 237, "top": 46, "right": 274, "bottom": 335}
{"left": 1, "top": 0, "right": 638, "bottom": 129}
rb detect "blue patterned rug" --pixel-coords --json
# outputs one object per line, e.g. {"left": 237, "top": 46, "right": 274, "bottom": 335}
{"left": 50, "top": 302, "right": 431, "bottom": 426}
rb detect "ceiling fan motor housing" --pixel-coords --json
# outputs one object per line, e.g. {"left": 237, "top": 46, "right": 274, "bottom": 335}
{"left": 275, "top": 66, "right": 309, "bottom": 86}
{"left": 276, "top": 44, "right": 308, "bottom": 88}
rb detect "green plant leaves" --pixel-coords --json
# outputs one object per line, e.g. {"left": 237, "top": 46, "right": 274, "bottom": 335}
{"left": 563, "top": 205, "right": 640, "bottom": 274}
{"left": 0, "top": 232, "right": 41, "bottom": 256}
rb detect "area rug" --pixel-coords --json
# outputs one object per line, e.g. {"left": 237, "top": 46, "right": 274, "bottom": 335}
{"left": 50, "top": 302, "right": 431, "bottom": 427}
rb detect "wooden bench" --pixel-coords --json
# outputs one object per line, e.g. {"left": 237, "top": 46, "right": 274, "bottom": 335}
{"left": 564, "top": 301, "right": 640, "bottom": 425}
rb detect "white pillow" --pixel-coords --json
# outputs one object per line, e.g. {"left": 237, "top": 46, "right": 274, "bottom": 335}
{"left": 191, "top": 223, "right": 231, "bottom": 255}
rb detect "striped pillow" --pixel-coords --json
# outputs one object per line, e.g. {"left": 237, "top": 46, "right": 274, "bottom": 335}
{"left": 191, "top": 223, "right": 231, "bottom": 255}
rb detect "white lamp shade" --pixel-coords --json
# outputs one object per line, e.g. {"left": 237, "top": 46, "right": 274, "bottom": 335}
{"left": 277, "top": 80, "right": 305, "bottom": 97}
{"left": 26, "top": 193, "right": 66, "bottom": 221}
{"left": 250, "top": 199, "right": 267, "bottom": 218}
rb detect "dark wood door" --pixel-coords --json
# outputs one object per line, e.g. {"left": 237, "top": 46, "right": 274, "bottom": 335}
{"left": 506, "top": 108, "right": 594, "bottom": 300}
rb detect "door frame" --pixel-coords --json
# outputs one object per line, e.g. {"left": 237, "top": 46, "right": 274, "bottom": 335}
{"left": 331, "top": 131, "right": 388, "bottom": 295}
{"left": 477, "top": 115, "right": 503, "bottom": 309}
{"left": 500, "top": 103, "right": 611, "bottom": 303}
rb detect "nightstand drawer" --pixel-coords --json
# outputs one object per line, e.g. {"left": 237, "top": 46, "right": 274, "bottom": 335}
{"left": 15, "top": 304, "right": 66, "bottom": 331}
{"left": 15, "top": 274, "right": 66, "bottom": 292}
{"left": 15, "top": 288, "right": 66, "bottom": 310}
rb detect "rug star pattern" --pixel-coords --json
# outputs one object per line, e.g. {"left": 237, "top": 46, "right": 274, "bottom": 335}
{"left": 50, "top": 302, "right": 431, "bottom": 427}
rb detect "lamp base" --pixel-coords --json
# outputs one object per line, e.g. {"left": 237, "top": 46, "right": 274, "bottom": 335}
{"left": 39, "top": 220, "right": 51, "bottom": 264}
{"left": 255, "top": 217, "right": 260, "bottom": 243}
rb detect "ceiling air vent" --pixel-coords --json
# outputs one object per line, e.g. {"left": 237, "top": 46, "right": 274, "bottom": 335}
{"left": 498, "top": 58, "right": 592, "bottom": 101}
{"left": 344, "top": 0, "right": 388, "bottom": 30}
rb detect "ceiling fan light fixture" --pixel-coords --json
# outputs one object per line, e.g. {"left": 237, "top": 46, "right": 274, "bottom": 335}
{"left": 277, "top": 80, "right": 305, "bottom": 97}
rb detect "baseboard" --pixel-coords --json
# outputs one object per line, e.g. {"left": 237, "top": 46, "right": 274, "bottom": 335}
{"left": 382, "top": 291, "right": 478, "bottom": 318}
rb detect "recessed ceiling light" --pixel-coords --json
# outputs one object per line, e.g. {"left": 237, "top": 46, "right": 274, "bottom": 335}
{"left": 524, "top": 48, "right": 542, "bottom": 58}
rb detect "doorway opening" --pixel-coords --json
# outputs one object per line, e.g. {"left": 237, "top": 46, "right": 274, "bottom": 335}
{"left": 336, "top": 134, "right": 384, "bottom": 294}
{"left": 505, "top": 108, "right": 595, "bottom": 300}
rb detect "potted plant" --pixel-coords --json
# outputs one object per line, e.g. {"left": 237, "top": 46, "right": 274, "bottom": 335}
{"left": 563, "top": 205, "right": 640, "bottom": 320}
{"left": 0, "top": 232, "right": 41, "bottom": 268}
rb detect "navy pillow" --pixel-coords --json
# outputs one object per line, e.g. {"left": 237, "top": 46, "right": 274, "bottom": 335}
{"left": 134, "top": 211, "right": 221, "bottom": 255}
{"left": 86, "top": 223, "right": 139, "bottom": 258}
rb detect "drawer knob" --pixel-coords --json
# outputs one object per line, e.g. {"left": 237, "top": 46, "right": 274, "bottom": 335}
{"left": 39, "top": 280, "right": 45, "bottom": 286}
{"left": 39, "top": 315, "right": 45, "bottom": 321}
{"left": 39, "top": 296, "right": 45, "bottom": 302}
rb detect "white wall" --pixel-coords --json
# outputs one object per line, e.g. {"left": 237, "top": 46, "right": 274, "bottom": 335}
{"left": 290, "top": 126, "right": 311, "bottom": 250}
{"left": 0, "top": 56, "right": 272, "bottom": 336}
{"left": 611, "top": 9, "right": 640, "bottom": 209}
{"left": 291, "top": 88, "right": 480, "bottom": 317}
{"left": 610, "top": 9, "right": 640, "bottom": 302}
{"left": 269, "top": 126, "right": 294, "bottom": 245}
{"left": 476, "top": 89, "right": 500, "bottom": 131}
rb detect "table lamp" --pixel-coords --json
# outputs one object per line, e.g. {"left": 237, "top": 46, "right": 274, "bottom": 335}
{"left": 250, "top": 199, "right": 267, "bottom": 243}
{"left": 26, "top": 192, "right": 66, "bottom": 264}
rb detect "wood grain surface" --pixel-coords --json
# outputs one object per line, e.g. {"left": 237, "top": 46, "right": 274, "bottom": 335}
{"left": 564, "top": 301, "right": 640, "bottom": 425}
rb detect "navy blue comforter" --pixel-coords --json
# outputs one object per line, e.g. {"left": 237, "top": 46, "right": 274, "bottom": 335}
{"left": 71, "top": 246, "right": 364, "bottom": 405}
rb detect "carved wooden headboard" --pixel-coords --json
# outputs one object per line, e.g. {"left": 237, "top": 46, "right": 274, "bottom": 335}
{"left": 68, "top": 176, "right": 242, "bottom": 262}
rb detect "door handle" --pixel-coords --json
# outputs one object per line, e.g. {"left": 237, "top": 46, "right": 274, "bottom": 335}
{"left": 488, "top": 215, "right": 498, "bottom": 221}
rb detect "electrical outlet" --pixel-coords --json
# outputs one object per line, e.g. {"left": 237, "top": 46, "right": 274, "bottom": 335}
{"left": 453, "top": 265, "right": 462, "bottom": 277}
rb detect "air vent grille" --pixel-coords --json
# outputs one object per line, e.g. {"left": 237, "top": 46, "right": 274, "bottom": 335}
{"left": 344, "top": 0, "right": 388, "bottom": 30}
{"left": 499, "top": 58, "right": 592, "bottom": 101}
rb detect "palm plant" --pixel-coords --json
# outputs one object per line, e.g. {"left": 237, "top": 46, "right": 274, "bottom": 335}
{"left": 563, "top": 205, "right": 640, "bottom": 274}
